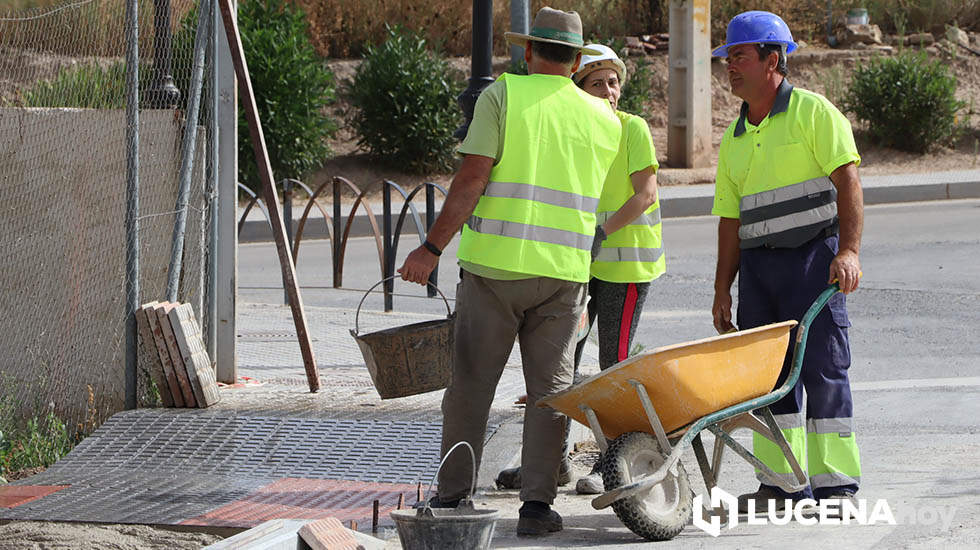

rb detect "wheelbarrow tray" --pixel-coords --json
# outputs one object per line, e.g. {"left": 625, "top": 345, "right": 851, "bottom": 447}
{"left": 539, "top": 320, "right": 797, "bottom": 438}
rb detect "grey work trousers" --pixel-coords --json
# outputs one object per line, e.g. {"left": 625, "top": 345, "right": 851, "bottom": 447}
{"left": 437, "top": 270, "right": 586, "bottom": 504}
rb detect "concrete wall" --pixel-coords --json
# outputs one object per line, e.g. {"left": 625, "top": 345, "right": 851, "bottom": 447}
{"left": 0, "top": 108, "right": 209, "bottom": 428}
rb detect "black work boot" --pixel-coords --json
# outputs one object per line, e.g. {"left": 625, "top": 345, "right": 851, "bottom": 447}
{"left": 495, "top": 458, "right": 573, "bottom": 489}
{"left": 737, "top": 485, "right": 797, "bottom": 515}
{"left": 516, "top": 501, "right": 562, "bottom": 536}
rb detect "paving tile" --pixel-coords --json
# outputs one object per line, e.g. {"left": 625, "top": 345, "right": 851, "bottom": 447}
{"left": 181, "top": 478, "right": 418, "bottom": 529}
{"left": 0, "top": 485, "right": 70, "bottom": 508}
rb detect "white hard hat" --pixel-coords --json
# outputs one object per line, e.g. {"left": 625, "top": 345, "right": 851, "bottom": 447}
{"left": 573, "top": 43, "right": 628, "bottom": 85}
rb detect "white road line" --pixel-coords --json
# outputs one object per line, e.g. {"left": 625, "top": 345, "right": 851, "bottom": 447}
{"left": 851, "top": 377, "right": 980, "bottom": 391}
{"left": 641, "top": 310, "right": 709, "bottom": 319}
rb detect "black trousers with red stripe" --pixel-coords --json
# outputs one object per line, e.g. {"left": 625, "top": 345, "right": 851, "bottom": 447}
{"left": 564, "top": 278, "right": 651, "bottom": 461}
{"left": 573, "top": 278, "right": 651, "bottom": 372}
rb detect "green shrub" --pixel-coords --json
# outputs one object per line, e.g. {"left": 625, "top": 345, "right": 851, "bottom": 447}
{"left": 236, "top": 0, "right": 337, "bottom": 193}
{"left": 22, "top": 62, "right": 130, "bottom": 109}
{"left": 349, "top": 25, "right": 463, "bottom": 174}
{"left": 842, "top": 51, "right": 964, "bottom": 153}
{"left": 0, "top": 410, "right": 73, "bottom": 478}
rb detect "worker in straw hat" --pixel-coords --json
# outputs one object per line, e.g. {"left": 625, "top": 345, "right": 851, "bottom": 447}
{"left": 709, "top": 10, "right": 864, "bottom": 516}
{"left": 398, "top": 6, "right": 621, "bottom": 537}
{"left": 495, "top": 43, "right": 666, "bottom": 496}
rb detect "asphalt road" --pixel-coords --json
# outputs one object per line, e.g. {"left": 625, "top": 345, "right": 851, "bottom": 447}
{"left": 240, "top": 198, "right": 980, "bottom": 385}
{"left": 239, "top": 198, "right": 980, "bottom": 548}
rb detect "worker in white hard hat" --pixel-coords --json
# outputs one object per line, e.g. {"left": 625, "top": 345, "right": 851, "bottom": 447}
{"left": 496, "top": 43, "right": 665, "bottom": 496}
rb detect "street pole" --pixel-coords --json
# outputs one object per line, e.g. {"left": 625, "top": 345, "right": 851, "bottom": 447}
{"left": 148, "top": 0, "right": 181, "bottom": 108}
{"left": 666, "top": 0, "right": 711, "bottom": 168}
{"left": 509, "top": 0, "right": 528, "bottom": 69}
{"left": 454, "top": 0, "right": 494, "bottom": 140}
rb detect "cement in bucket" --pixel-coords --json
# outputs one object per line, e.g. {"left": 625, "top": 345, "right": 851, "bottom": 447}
{"left": 350, "top": 277, "right": 454, "bottom": 399}
{"left": 390, "top": 442, "right": 499, "bottom": 550}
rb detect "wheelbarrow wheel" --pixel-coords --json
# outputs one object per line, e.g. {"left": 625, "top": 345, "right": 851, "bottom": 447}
{"left": 601, "top": 431, "right": 692, "bottom": 541}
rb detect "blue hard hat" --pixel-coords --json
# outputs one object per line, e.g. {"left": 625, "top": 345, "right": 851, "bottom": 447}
{"left": 711, "top": 10, "right": 797, "bottom": 57}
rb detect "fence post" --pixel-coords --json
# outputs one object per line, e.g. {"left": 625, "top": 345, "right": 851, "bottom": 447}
{"left": 425, "top": 184, "right": 438, "bottom": 298}
{"left": 383, "top": 182, "right": 393, "bottom": 312}
{"left": 124, "top": 0, "right": 141, "bottom": 410}
{"left": 214, "top": 0, "right": 238, "bottom": 384}
{"left": 166, "top": 0, "right": 212, "bottom": 302}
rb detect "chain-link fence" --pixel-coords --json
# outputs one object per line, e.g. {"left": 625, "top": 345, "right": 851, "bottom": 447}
{"left": 0, "top": 0, "right": 216, "bottom": 438}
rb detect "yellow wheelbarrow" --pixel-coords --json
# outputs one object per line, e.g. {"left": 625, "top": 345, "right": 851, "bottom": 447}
{"left": 539, "top": 284, "right": 842, "bottom": 541}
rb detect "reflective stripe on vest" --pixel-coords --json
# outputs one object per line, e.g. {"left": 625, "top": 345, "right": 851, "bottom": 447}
{"left": 738, "top": 176, "right": 838, "bottom": 249}
{"left": 595, "top": 207, "right": 662, "bottom": 226}
{"left": 466, "top": 215, "right": 592, "bottom": 251}
{"left": 594, "top": 246, "right": 663, "bottom": 263}
{"left": 484, "top": 181, "right": 600, "bottom": 212}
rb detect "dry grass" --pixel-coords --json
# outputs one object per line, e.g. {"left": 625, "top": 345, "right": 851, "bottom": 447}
{"left": 4, "top": 0, "right": 978, "bottom": 60}
{"left": 296, "top": 0, "right": 980, "bottom": 58}
{"left": 0, "top": 0, "right": 195, "bottom": 57}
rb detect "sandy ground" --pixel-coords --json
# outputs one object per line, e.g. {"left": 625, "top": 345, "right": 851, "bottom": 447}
{"left": 0, "top": 522, "right": 222, "bottom": 550}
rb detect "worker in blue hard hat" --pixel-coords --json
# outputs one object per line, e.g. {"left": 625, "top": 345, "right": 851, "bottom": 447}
{"left": 709, "top": 10, "right": 864, "bottom": 516}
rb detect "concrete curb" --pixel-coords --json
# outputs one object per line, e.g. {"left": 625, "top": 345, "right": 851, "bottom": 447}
{"left": 239, "top": 172, "right": 980, "bottom": 243}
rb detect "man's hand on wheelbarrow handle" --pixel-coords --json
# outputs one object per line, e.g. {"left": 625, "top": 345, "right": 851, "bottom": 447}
{"left": 712, "top": 289, "right": 738, "bottom": 335}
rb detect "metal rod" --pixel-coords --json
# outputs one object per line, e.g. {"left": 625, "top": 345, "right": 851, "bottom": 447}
{"left": 382, "top": 182, "right": 393, "bottom": 312}
{"left": 707, "top": 424, "right": 806, "bottom": 493}
{"left": 692, "top": 433, "right": 716, "bottom": 491}
{"left": 283, "top": 178, "right": 293, "bottom": 305}
{"left": 425, "top": 184, "right": 437, "bottom": 298}
{"left": 206, "top": 0, "right": 219, "bottom": 360}
{"left": 711, "top": 430, "right": 726, "bottom": 479}
{"left": 693, "top": 433, "right": 729, "bottom": 523}
{"left": 372, "top": 499, "right": 379, "bottom": 533}
{"left": 759, "top": 407, "right": 808, "bottom": 485}
{"left": 580, "top": 404, "right": 608, "bottom": 453}
{"left": 123, "top": 0, "right": 141, "bottom": 410}
{"left": 166, "top": 0, "right": 212, "bottom": 301}
{"left": 629, "top": 379, "right": 672, "bottom": 453}
{"left": 332, "top": 178, "right": 342, "bottom": 287}
{"left": 217, "top": 0, "right": 319, "bottom": 392}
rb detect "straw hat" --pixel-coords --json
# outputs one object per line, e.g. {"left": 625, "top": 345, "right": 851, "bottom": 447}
{"left": 504, "top": 7, "right": 602, "bottom": 55}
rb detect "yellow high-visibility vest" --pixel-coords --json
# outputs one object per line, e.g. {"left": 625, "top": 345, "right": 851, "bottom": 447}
{"left": 457, "top": 73, "right": 620, "bottom": 282}
{"left": 591, "top": 111, "right": 665, "bottom": 283}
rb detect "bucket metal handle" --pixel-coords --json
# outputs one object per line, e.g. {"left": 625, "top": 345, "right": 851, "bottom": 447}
{"left": 420, "top": 440, "right": 478, "bottom": 511}
{"left": 354, "top": 276, "right": 452, "bottom": 335}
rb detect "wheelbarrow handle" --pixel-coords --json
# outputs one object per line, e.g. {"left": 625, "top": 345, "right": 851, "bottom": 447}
{"left": 775, "top": 282, "right": 842, "bottom": 401}
{"left": 353, "top": 276, "right": 452, "bottom": 334}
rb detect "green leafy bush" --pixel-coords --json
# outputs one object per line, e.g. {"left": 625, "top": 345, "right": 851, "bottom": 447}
{"left": 843, "top": 51, "right": 964, "bottom": 153}
{"left": 618, "top": 55, "right": 656, "bottom": 118}
{"left": 349, "top": 25, "right": 463, "bottom": 174}
{"left": 0, "top": 411, "right": 73, "bottom": 478}
{"left": 236, "top": 0, "right": 337, "bottom": 193}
